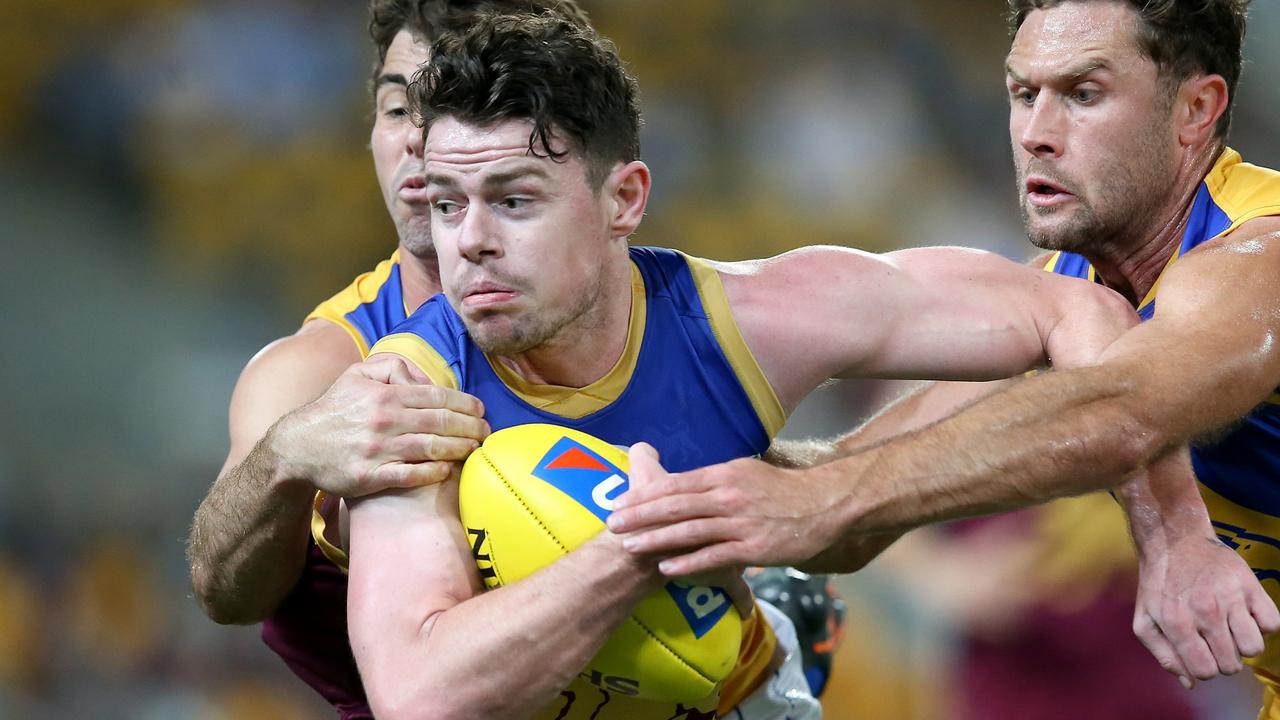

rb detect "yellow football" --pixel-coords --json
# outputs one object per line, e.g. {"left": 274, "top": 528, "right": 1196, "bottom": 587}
{"left": 458, "top": 423, "right": 743, "bottom": 702}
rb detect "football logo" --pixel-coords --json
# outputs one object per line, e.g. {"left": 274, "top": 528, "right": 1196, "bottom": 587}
{"left": 532, "top": 436, "right": 630, "bottom": 523}
{"left": 533, "top": 435, "right": 733, "bottom": 638}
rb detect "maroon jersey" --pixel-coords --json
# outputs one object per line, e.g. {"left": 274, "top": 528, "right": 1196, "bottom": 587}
{"left": 261, "top": 540, "right": 370, "bottom": 719}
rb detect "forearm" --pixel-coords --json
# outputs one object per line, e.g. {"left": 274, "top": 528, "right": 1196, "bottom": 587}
{"left": 836, "top": 379, "right": 1008, "bottom": 453}
{"left": 354, "top": 533, "right": 662, "bottom": 720}
{"left": 797, "top": 531, "right": 901, "bottom": 574}
{"left": 825, "top": 365, "right": 1163, "bottom": 534}
{"left": 1117, "top": 448, "right": 1215, "bottom": 558}
{"left": 765, "top": 380, "right": 1003, "bottom": 471}
{"left": 188, "top": 426, "right": 316, "bottom": 624}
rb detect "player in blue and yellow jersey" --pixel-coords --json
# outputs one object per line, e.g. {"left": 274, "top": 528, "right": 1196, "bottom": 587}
{"left": 610, "top": 0, "right": 1280, "bottom": 710}
{"left": 338, "top": 14, "right": 1147, "bottom": 719}
{"left": 187, "top": 3, "right": 591, "bottom": 718}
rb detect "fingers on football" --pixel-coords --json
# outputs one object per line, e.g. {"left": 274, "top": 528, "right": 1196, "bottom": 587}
{"left": 611, "top": 493, "right": 717, "bottom": 534}
{"left": 1134, "top": 612, "right": 1193, "bottom": 689}
{"left": 658, "top": 542, "right": 751, "bottom": 577}
{"left": 624, "top": 518, "right": 742, "bottom": 555}
{"left": 616, "top": 444, "right": 670, "bottom": 507}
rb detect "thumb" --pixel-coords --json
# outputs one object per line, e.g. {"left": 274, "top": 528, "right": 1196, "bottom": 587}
{"left": 618, "top": 442, "right": 663, "bottom": 508}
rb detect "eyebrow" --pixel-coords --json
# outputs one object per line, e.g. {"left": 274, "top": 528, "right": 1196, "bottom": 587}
{"left": 376, "top": 73, "right": 408, "bottom": 90}
{"left": 424, "top": 165, "right": 552, "bottom": 191}
{"left": 1005, "top": 58, "right": 1111, "bottom": 86}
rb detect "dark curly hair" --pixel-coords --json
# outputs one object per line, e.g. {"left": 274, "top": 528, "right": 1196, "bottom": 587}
{"left": 1008, "top": 0, "right": 1249, "bottom": 139}
{"left": 367, "top": 0, "right": 591, "bottom": 85}
{"left": 410, "top": 12, "right": 641, "bottom": 189}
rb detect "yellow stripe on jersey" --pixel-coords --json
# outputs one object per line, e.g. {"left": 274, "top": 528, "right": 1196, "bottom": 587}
{"left": 682, "top": 253, "right": 786, "bottom": 439}
{"left": 1205, "top": 148, "right": 1280, "bottom": 234}
{"left": 370, "top": 332, "right": 460, "bottom": 390}
{"left": 483, "top": 263, "right": 647, "bottom": 419}
{"left": 304, "top": 250, "right": 403, "bottom": 359}
{"left": 311, "top": 492, "right": 349, "bottom": 573}
{"left": 1198, "top": 481, "right": 1280, "bottom": 677}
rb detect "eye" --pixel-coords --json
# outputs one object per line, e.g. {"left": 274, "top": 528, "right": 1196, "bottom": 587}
{"left": 500, "top": 197, "right": 530, "bottom": 210}
{"left": 1070, "top": 87, "right": 1099, "bottom": 103}
{"left": 434, "top": 200, "right": 461, "bottom": 216}
{"left": 1010, "top": 87, "right": 1036, "bottom": 105}
{"left": 384, "top": 106, "right": 410, "bottom": 120}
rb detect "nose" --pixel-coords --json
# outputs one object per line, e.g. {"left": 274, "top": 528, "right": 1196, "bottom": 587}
{"left": 1017, "top": 93, "right": 1064, "bottom": 159}
{"left": 456, "top": 204, "right": 503, "bottom": 263}
{"left": 405, "top": 122, "right": 424, "bottom": 159}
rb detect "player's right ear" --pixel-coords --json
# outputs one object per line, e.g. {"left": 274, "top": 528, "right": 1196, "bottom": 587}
{"left": 605, "top": 160, "right": 650, "bottom": 241}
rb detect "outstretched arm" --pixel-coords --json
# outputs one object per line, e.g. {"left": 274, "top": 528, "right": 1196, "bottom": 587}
{"left": 188, "top": 323, "right": 487, "bottom": 624}
{"left": 610, "top": 222, "right": 1280, "bottom": 683}
{"left": 710, "top": 244, "right": 1136, "bottom": 413}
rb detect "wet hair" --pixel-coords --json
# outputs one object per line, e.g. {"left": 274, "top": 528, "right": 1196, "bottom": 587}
{"left": 1008, "top": 0, "right": 1248, "bottom": 138}
{"left": 411, "top": 12, "right": 641, "bottom": 188}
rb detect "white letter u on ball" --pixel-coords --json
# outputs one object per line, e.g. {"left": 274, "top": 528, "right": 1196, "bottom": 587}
{"left": 592, "top": 474, "right": 627, "bottom": 511}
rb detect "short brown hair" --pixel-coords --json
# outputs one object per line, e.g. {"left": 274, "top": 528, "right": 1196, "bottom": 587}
{"left": 412, "top": 12, "right": 640, "bottom": 188}
{"left": 1008, "top": 0, "right": 1249, "bottom": 138}
{"left": 368, "top": 0, "right": 591, "bottom": 79}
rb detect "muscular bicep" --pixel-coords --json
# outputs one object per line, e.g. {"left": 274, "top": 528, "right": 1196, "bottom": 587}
{"left": 221, "top": 321, "right": 362, "bottom": 475}
{"left": 1093, "top": 222, "right": 1280, "bottom": 441}
{"left": 727, "top": 246, "right": 1112, "bottom": 411}
{"left": 346, "top": 480, "right": 484, "bottom": 680}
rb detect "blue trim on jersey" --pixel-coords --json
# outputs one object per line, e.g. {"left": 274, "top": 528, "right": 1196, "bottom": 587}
{"left": 344, "top": 262, "right": 408, "bottom": 350}
{"left": 388, "top": 247, "right": 772, "bottom": 472}
{"left": 1180, "top": 183, "right": 1233, "bottom": 255}
{"left": 1052, "top": 251, "right": 1093, "bottom": 280}
{"left": 1193, "top": 411, "right": 1280, "bottom": 518}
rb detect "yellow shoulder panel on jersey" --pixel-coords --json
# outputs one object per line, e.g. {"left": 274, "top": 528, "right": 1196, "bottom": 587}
{"left": 1206, "top": 148, "right": 1280, "bottom": 236}
{"left": 304, "top": 250, "right": 403, "bottom": 359}
{"left": 369, "top": 332, "right": 460, "bottom": 390}
{"left": 682, "top": 253, "right": 786, "bottom": 438}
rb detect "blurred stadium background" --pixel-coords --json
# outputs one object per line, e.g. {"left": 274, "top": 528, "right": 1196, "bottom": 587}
{"left": 2, "top": 0, "right": 1278, "bottom": 717}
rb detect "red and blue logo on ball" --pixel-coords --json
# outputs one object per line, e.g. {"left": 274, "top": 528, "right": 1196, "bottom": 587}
{"left": 531, "top": 433, "right": 733, "bottom": 638}
{"left": 532, "top": 436, "right": 630, "bottom": 524}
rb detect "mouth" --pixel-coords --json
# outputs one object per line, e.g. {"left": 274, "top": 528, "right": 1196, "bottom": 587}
{"left": 398, "top": 174, "right": 429, "bottom": 204}
{"left": 1025, "top": 175, "right": 1075, "bottom": 208}
{"left": 463, "top": 281, "right": 521, "bottom": 308}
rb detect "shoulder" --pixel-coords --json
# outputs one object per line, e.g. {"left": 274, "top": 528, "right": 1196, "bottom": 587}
{"left": 228, "top": 321, "right": 362, "bottom": 441}
{"left": 1178, "top": 215, "right": 1280, "bottom": 275}
{"left": 369, "top": 295, "right": 466, "bottom": 389}
{"left": 242, "top": 320, "right": 362, "bottom": 389}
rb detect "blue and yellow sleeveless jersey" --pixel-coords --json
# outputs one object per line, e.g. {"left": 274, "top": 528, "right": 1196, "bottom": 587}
{"left": 358, "top": 246, "right": 785, "bottom": 718}
{"left": 1044, "top": 148, "right": 1280, "bottom": 679}
{"left": 304, "top": 250, "right": 410, "bottom": 359}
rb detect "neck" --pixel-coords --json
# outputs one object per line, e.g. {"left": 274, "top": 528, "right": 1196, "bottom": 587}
{"left": 398, "top": 245, "right": 443, "bottom": 308}
{"left": 1084, "top": 144, "right": 1222, "bottom": 305}
{"left": 495, "top": 251, "right": 635, "bottom": 389}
